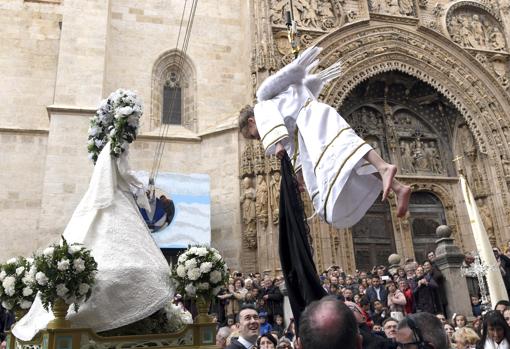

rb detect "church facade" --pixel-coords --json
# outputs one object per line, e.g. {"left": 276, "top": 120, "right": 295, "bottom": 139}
{"left": 2, "top": 0, "right": 510, "bottom": 274}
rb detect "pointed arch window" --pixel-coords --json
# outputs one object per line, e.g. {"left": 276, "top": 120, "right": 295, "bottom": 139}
{"left": 151, "top": 50, "right": 196, "bottom": 131}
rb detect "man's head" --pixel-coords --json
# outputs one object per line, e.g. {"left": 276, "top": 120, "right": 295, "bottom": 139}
{"left": 343, "top": 288, "right": 353, "bottom": 301}
{"left": 396, "top": 313, "right": 448, "bottom": 349}
{"left": 297, "top": 297, "right": 361, "bottom": 349}
{"left": 238, "top": 304, "right": 260, "bottom": 343}
{"left": 427, "top": 251, "right": 436, "bottom": 262}
{"left": 371, "top": 276, "right": 381, "bottom": 288}
{"left": 330, "top": 276, "right": 339, "bottom": 285}
{"left": 423, "top": 261, "right": 432, "bottom": 274}
{"left": 383, "top": 318, "right": 398, "bottom": 339}
{"left": 435, "top": 314, "right": 447, "bottom": 325}
{"left": 239, "top": 105, "right": 260, "bottom": 140}
{"left": 495, "top": 300, "right": 510, "bottom": 314}
{"left": 216, "top": 326, "right": 232, "bottom": 349}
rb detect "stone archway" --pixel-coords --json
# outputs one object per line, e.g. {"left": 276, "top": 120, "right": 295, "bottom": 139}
{"left": 313, "top": 23, "right": 510, "bottom": 246}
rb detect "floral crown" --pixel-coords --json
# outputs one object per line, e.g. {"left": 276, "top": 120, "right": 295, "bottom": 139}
{"left": 87, "top": 89, "right": 143, "bottom": 163}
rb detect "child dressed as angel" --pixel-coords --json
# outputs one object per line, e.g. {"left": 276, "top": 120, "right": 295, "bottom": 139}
{"left": 239, "top": 46, "right": 411, "bottom": 228}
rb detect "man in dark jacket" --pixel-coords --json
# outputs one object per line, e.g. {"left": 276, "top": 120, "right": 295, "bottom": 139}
{"left": 226, "top": 305, "right": 260, "bottom": 349}
{"left": 366, "top": 276, "right": 388, "bottom": 311}
{"left": 260, "top": 276, "right": 283, "bottom": 325}
{"left": 413, "top": 266, "right": 442, "bottom": 314}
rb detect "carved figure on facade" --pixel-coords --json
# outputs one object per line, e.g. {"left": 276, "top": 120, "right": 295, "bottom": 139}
{"left": 400, "top": 140, "right": 416, "bottom": 174}
{"left": 269, "top": 171, "right": 281, "bottom": 225}
{"left": 370, "top": 0, "right": 415, "bottom": 16}
{"left": 501, "top": 154, "right": 510, "bottom": 178}
{"left": 255, "top": 175, "right": 269, "bottom": 229}
{"left": 241, "top": 177, "right": 257, "bottom": 249}
{"left": 477, "top": 200, "right": 496, "bottom": 243}
{"left": 270, "top": 0, "right": 345, "bottom": 31}
{"left": 412, "top": 137, "right": 430, "bottom": 170}
{"left": 425, "top": 141, "right": 443, "bottom": 174}
{"left": 447, "top": 10, "right": 507, "bottom": 52}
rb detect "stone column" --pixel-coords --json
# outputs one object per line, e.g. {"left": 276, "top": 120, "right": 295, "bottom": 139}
{"left": 434, "top": 225, "right": 472, "bottom": 318}
{"left": 37, "top": 0, "right": 111, "bottom": 245}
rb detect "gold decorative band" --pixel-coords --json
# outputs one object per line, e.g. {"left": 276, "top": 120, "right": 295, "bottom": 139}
{"left": 261, "top": 124, "right": 286, "bottom": 143}
{"left": 323, "top": 142, "right": 368, "bottom": 224}
{"left": 265, "top": 133, "right": 288, "bottom": 153}
{"left": 314, "top": 127, "right": 352, "bottom": 175}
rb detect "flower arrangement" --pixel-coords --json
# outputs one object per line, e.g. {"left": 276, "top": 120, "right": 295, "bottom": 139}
{"left": 32, "top": 238, "right": 98, "bottom": 311}
{"left": 172, "top": 246, "right": 228, "bottom": 299}
{"left": 87, "top": 89, "right": 143, "bottom": 163}
{"left": 0, "top": 257, "right": 37, "bottom": 311}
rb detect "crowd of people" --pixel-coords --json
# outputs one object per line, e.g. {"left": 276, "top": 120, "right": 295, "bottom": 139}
{"left": 211, "top": 247, "right": 510, "bottom": 349}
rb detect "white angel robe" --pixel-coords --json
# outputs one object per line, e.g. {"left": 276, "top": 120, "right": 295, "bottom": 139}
{"left": 254, "top": 84, "right": 382, "bottom": 229}
{"left": 13, "top": 142, "right": 173, "bottom": 340}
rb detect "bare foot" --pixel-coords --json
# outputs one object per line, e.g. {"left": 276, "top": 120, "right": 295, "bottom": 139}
{"left": 395, "top": 184, "right": 411, "bottom": 218}
{"left": 380, "top": 164, "right": 397, "bottom": 201}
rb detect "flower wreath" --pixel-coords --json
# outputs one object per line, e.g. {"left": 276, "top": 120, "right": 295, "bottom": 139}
{"left": 87, "top": 89, "right": 143, "bottom": 163}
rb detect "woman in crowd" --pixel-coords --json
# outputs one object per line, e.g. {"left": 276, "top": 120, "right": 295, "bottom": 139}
{"left": 444, "top": 323, "right": 456, "bottom": 348}
{"left": 257, "top": 333, "right": 277, "bottom": 349}
{"left": 476, "top": 311, "right": 510, "bottom": 349}
{"left": 386, "top": 281, "right": 406, "bottom": 318}
{"left": 454, "top": 327, "right": 480, "bottom": 349}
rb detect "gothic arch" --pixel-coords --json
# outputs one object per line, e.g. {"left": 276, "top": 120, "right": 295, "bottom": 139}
{"left": 150, "top": 49, "right": 197, "bottom": 132}
{"left": 312, "top": 23, "right": 510, "bottom": 225}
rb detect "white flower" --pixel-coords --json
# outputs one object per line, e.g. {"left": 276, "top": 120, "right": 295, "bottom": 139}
{"left": 27, "top": 258, "right": 34, "bottom": 264}
{"left": 187, "top": 268, "right": 201, "bottom": 281}
{"left": 197, "top": 282, "right": 210, "bottom": 290}
{"left": 212, "top": 253, "right": 222, "bottom": 262}
{"left": 6, "top": 258, "right": 17, "bottom": 265}
{"left": 184, "top": 284, "right": 196, "bottom": 297}
{"left": 78, "top": 283, "right": 90, "bottom": 295}
{"left": 56, "top": 284, "right": 69, "bottom": 297}
{"left": 199, "top": 262, "right": 212, "bottom": 274}
{"left": 68, "top": 245, "right": 82, "bottom": 254}
{"left": 127, "top": 115, "right": 139, "bottom": 128}
{"left": 212, "top": 286, "right": 222, "bottom": 295}
{"left": 57, "top": 259, "right": 70, "bottom": 271}
{"left": 118, "top": 106, "right": 133, "bottom": 116}
{"left": 20, "top": 300, "right": 32, "bottom": 309}
{"left": 176, "top": 265, "right": 187, "bottom": 278}
{"left": 73, "top": 258, "right": 86, "bottom": 273}
{"left": 3, "top": 276, "right": 16, "bottom": 296}
{"left": 184, "top": 258, "right": 197, "bottom": 269}
{"left": 0, "top": 271, "right": 6, "bottom": 281}
{"left": 22, "top": 287, "right": 33, "bottom": 297}
{"left": 196, "top": 247, "right": 208, "bottom": 257}
{"left": 16, "top": 266, "right": 25, "bottom": 276}
{"left": 178, "top": 254, "right": 187, "bottom": 263}
{"left": 35, "top": 272, "right": 48, "bottom": 286}
{"left": 209, "top": 270, "right": 223, "bottom": 284}
{"left": 43, "top": 247, "right": 54, "bottom": 256}
{"left": 189, "top": 247, "right": 199, "bottom": 255}
{"left": 89, "top": 126, "right": 99, "bottom": 137}
{"left": 2, "top": 301, "right": 12, "bottom": 310}
{"left": 94, "top": 139, "right": 103, "bottom": 148}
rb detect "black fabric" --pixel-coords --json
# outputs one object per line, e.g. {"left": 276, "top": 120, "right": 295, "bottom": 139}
{"left": 279, "top": 154, "right": 327, "bottom": 331}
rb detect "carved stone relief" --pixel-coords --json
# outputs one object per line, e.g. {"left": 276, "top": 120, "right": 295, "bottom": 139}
{"left": 446, "top": 6, "right": 507, "bottom": 52}
{"left": 269, "top": 171, "right": 281, "bottom": 225}
{"left": 270, "top": 0, "right": 346, "bottom": 32}
{"left": 369, "top": 0, "right": 416, "bottom": 17}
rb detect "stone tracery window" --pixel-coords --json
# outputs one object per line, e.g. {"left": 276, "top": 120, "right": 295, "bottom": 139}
{"left": 151, "top": 50, "right": 196, "bottom": 131}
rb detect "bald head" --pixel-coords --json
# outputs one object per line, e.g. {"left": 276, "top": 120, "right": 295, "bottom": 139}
{"left": 298, "top": 296, "right": 360, "bottom": 349}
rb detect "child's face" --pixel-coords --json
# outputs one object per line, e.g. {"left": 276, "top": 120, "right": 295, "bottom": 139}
{"left": 471, "top": 297, "right": 480, "bottom": 305}
{"left": 241, "top": 117, "right": 260, "bottom": 140}
{"left": 260, "top": 317, "right": 267, "bottom": 324}
{"left": 276, "top": 316, "right": 283, "bottom": 325}
{"left": 373, "top": 325, "right": 382, "bottom": 332}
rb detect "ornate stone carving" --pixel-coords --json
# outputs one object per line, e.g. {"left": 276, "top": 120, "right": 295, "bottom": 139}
{"left": 269, "top": 171, "right": 281, "bottom": 225}
{"left": 270, "top": 0, "right": 346, "bottom": 32}
{"left": 446, "top": 4, "right": 506, "bottom": 52}
{"left": 241, "top": 142, "right": 255, "bottom": 178}
{"left": 253, "top": 141, "right": 266, "bottom": 174}
{"left": 241, "top": 177, "right": 257, "bottom": 249}
{"left": 477, "top": 199, "right": 496, "bottom": 244}
{"left": 255, "top": 174, "right": 269, "bottom": 229}
{"left": 369, "top": 0, "right": 416, "bottom": 17}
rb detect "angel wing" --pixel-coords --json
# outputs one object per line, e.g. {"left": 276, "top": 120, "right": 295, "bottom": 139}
{"left": 256, "top": 45, "right": 323, "bottom": 102}
{"left": 303, "top": 61, "right": 342, "bottom": 98}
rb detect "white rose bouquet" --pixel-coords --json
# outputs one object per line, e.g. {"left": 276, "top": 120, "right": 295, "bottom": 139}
{"left": 0, "top": 256, "right": 37, "bottom": 311}
{"left": 164, "top": 302, "right": 193, "bottom": 332}
{"left": 171, "top": 246, "right": 228, "bottom": 299}
{"left": 32, "top": 238, "right": 98, "bottom": 311}
{"left": 87, "top": 88, "right": 143, "bottom": 164}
